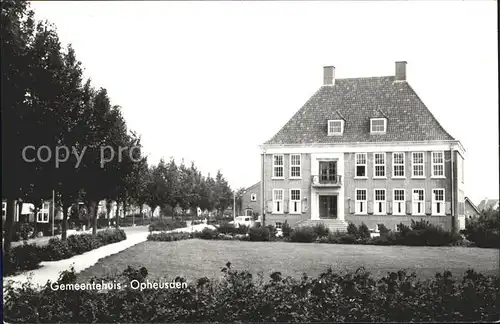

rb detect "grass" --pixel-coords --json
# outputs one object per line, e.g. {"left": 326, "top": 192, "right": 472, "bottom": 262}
{"left": 77, "top": 239, "right": 500, "bottom": 282}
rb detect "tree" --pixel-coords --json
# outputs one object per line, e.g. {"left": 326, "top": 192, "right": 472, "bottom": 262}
{"left": 214, "top": 170, "right": 232, "bottom": 217}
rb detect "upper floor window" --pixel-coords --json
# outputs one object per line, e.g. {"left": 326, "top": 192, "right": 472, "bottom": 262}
{"left": 290, "top": 189, "right": 301, "bottom": 214}
{"left": 393, "top": 152, "right": 405, "bottom": 178}
{"left": 250, "top": 193, "right": 257, "bottom": 202}
{"left": 373, "top": 153, "right": 386, "bottom": 178}
{"left": 412, "top": 189, "right": 425, "bottom": 215}
{"left": 412, "top": 152, "right": 425, "bottom": 178}
{"left": 393, "top": 189, "right": 406, "bottom": 215}
{"left": 432, "top": 152, "right": 444, "bottom": 177}
{"left": 273, "top": 154, "right": 284, "bottom": 178}
{"left": 328, "top": 120, "right": 344, "bottom": 135}
{"left": 355, "top": 153, "right": 367, "bottom": 177}
{"left": 272, "top": 189, "right": 284, "bottom": 213}
{"left": 355, "top": 189, "right": 367, "bottom": 214}
{"left": 290, "top": 154, "right": 301, "bottom": 178}
{"left": 374, "top": 189, "right": 386, "bottom": 215}
{"left": 432, "top": 189, "right": 445, "bottom": 215}
{"left": 370, "top": 118, "right": 387, "bottom": 133}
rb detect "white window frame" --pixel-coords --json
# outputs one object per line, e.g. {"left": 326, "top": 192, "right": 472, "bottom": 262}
{"left": 37, "top": 202, "right": 50, "bottom": 223}
{"left": 250, "top": 193, "right": 257, "bottom": 202}
{"left": 374, "top": 189, "right": 386, "bottom": 215}
{"left": 412, "top": 189, "right": 425, "bottom": 216}
{"left": 272, "top": 154, "right": 284, "bottom": 179}
{"left": 272, "top": 189, "right": 284, "bottom": 214}
{"left": 328, "top": 120, "right": 344, "bottom": 136}
{"left": 355, "top": 153, "right": 367, "bottom": 178}
{"left": 412, "top": 152, "right": 425, "bottom": 178}
{"left": 2, "top": 202, "right": 6, "bottom": 218}
{"left": 275, "top": 222, "right": 283, "bottom": 229}
{"left": 392, "top": 152, "right": 405, "bottom": 178}
{"left": 370, "top": 118, "right": 387, "bottom": 133}
{"left": 432, "top": 189, "right": 445, "bottom": 215}
{"left": 289, "top": 189, "right": 301, "bottom": 214}
{"left": 373, "top": 153, "right": 386, "bottom": 178}
{"left": 393, "top": 189, "right": 406, "bottom": 215}
{"left": 431, "top": 151, "right": 445, "bottom": 178}
{"left": 355, "top": 189, "right": 367, "bottom": 215}
{"left": 245, "top": 209, "right": 253, "bottom": 216}
{"left": 289, "top": 154, "right": 302, "bottom": 179}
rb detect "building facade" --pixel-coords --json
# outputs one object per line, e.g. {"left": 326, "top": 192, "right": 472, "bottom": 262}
{"left": 464, "top": 197, "right": 481, "bottom": 219}
{"left": 260, "top": 62, "right": 466, "bottom": 233}
{"left": 239, "top": 182, "right": 261, "bottom": 217}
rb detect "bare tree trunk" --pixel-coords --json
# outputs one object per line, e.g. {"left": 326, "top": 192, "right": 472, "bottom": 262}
{"left": 139, "top": 204, "right": 144, "bottom": 225}
{"left": 115, "top": 200, "right": 120, "bottom": 228}
{"left": 61, "top": 201, "right": 71, "bottom": 240}
{"left": 89, "top": 200, "right": 98, "bottom": 235}
{"left": 3, "top": 199, "right": 16, "bottom": 254}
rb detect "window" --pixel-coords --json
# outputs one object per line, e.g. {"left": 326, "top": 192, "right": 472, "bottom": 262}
{"left": 273, "top": 155, "right": 284, "bottom": 178}
{"left": 328, "top": 120, "right": 344, "bottom": 135}
{"left": 275, "top": 222, "right": 283, "bottom": 229}
{"left": 290, "top": 189, "right": 301, "bottom": 214}
{"left": 432, "top": 152, "right": 444, "bottom": 177}
{"left": 290, "top": 154, "right": 301, "bottom": 178}
{"left": 245, "top": 209, "right": 253, "bottom": 216}
{"left": 412, "top": 189, "right": 425, "bottom": 215}
{"left": 250, "top": 193, "right": 257, "bottom": 202}
{"left": 355, "top": 153, "right": 367, "bottom": 177}
{"left": 374, "top": 153, "right": 386, "bottom": 178}
{"left": 393, "top": 189, "right": 406, "bottom": 215}
{"left": 37, "top": 202, "right": 50, "bottom": 223}
{"left": 412, "top": 152, "right": 425, "bottom": 178}
{"left": 370, "top": 118, "right": 387, "bottom": 133}
{"left": 432, "top": 189, "right": 445, "bottom": 215}
{"left": 319, "top": 161, "right": 337, "bottom": 183}
{"left": 2, "top": 202, "right": 6, "bottom": 218}
{"left": 273, "top": 189, "right": 284, "bottom": 213}
{"left": 355, "top": 189, "right": 367, "bottom": 214}
{"left": 374, "top": 189, "right": 386, "bottom": 215}
{"left": 393, "top": 152, "right": 405, "bottom": 177}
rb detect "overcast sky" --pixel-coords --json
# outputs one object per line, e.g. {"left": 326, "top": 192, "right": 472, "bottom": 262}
{"left": 30, "top": 1, "right": 498, "bottom": 205}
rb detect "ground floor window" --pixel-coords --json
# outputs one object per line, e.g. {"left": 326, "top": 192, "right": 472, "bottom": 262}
{"left": 355, "top": 189, "right": 367, "bottom": 214}
{"left": 275, "top": 222, "right": 283, "bottom": 229}
{"left": 393, "top": 189, "right": 405, "bottom": 215}
{"left": 412, "top": 189, "right": 425, "bottom": 215}
{"left": 273, "top": 189, "right": 284, "bottom": 213}
{"left": 290, "top": 189, "right": 301, "bottom": 214}
{"left": 245, "top": 209, "right": 253, "bottom": 216}
{"left": 432, "top": 189, "right": 445, "bottom": 215}
{"left": 37, "top": 202, "right": 50, "bottom": 223}
{"left": 374, "top": 189, "right": 386, "bottom": 215}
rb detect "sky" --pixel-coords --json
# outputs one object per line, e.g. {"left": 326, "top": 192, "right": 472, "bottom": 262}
{"left": 29, "top": 1, "right": 498, "bottom": 205}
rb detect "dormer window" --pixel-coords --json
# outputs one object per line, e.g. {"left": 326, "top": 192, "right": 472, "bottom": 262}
{"left": 370, "top": 118, "right": 387, "bottom": 133}
{"left": 328, "top": 120, "right": 344, "bottom": 136}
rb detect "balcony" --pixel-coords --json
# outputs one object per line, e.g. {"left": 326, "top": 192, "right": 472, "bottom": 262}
{"left": 311, "top": 175, "right": 342, "bottom": 188}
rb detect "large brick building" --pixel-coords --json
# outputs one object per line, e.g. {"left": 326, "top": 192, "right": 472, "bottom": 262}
{"left": 260, "top": 61, "right": 466, "bottom": 233}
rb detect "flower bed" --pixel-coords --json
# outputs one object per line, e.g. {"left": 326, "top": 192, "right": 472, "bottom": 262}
{"left": 3, "top": 228, "right": 127, "bottom": 276}
{"left": 3, "top": 263, "right": 499, "bottom": 322}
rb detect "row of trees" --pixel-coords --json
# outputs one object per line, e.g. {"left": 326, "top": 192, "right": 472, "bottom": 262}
{"left": 1, "top": 0, "right": 235, "bottom": 255}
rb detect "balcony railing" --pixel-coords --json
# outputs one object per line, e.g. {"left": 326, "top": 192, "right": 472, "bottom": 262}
{"left": 311, "top": 175, "right": 342, "bottom": 187}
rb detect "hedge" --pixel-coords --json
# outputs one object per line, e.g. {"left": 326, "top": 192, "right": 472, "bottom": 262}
{"left": 147, "top": 232, "right": 192, "bottom": 242}
{"left": 148, "top": 219, "right": 186, "bottom": 232}
{"left": 3, "top": 263, "right": 499, "bottom": 322}
{"left": 4, "top": 228, "right": 127, "bottom": 276}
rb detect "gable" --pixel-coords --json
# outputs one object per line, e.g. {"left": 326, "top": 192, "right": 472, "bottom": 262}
{"left": 265, "top": 76, "right": 455, "bottom": 145}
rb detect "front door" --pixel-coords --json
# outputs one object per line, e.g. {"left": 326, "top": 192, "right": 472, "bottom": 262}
{"left": 319, "top": 195, "right": 337, "bottom": 219}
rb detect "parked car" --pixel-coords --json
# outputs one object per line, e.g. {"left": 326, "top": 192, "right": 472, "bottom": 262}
{"left": 229, "top": 216, "right": 255, "bottom": 228}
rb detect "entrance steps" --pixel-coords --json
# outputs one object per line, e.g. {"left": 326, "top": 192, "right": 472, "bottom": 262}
{"left": 294, "top": 219, "right": 348, "bottom": 233}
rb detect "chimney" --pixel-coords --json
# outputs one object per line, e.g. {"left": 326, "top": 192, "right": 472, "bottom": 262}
{"left": 323, "top": 66, "right": 335, "bottom": 86}
{"left": 395, "top": 61, "right": 407, "bottom": 81}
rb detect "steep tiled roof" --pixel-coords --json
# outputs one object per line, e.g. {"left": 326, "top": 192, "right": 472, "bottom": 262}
{"left": 265, "top": 76, "right": 455, "bottom": 145}
{"left": 245, "top": 182, "right": 260, "bottom": 192}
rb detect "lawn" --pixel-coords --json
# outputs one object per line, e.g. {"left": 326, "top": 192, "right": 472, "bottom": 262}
{"left": 77, "top": 239, "right": 500, "bottom": 282}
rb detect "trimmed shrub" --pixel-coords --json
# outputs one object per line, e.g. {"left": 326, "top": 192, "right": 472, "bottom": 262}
{"left": 313, "top": 223, "right": 330, "bottom": 238}
{"left": 194, "top": 227, "right": 219, "bottom": 240}
{"left": 3, "top": 243, "right": 42, "bottom": 276}
{"left": 43, "top": 237, "right": 74, "bottom": 261}
{"left": 347, "top": 222, "right": 358, "bottom": 236}
{"left": 148, "top": 232, "right": 191, "bottom": 241}
{"left": 234, "top": 224, "right": 249, "bottom": 235}
{"left": 96, "top": 228, "right": 127, "bottom": 244}
{"left": 290, "top": 226, "right": 318, "bottom": 243}
{"left": 358, "top": 222, "right": 370, "bottom": 238}
{"left": 66, "top": 233, "right": 101, "bottom": 254}
{"left": 249, "top": 227, "right": 272, "bottom": 241}
{"left": 377, "top": 223, "right": 390, "bottom": 235}
{"left": 266, "top": 225, "right": 277, "bottom": 239}
{"left": 218, "top": 221, "right": 236, "bottom": 234}
{"left": 148, "top": 219, "right": 173, "bottom": 232}
{"left": 18, "top": 223, "right": 34, "bottom": 240}
{"left": 282, "top": 221, "right": 292, "bottom": 238}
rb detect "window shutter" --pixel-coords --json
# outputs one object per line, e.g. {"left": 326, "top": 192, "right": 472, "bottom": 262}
{"left": 301, "top": 199, "right": 308, "bottom": 213}
{"left": 367, "top": 200, "right": 373, "bottom": 214}
{"left": 426, "top": 202, "right": 432, "bottom": 215}
{"left": 406, "top": 201, "right": 412, "bottom": 215}
{"left": 284, "top": 200, "right": 289, "bottom": 214}
{"left": 266, "top": 200, "right": 272, "bottom": 213}
{"left": 349, "top": 200, "right": 355, "bottom": 214}
{"left": 445, "top": 202, "right": 452, "bottom": 215}
{"left": 387, "top": 202, "right": 392, "bottom": 214}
